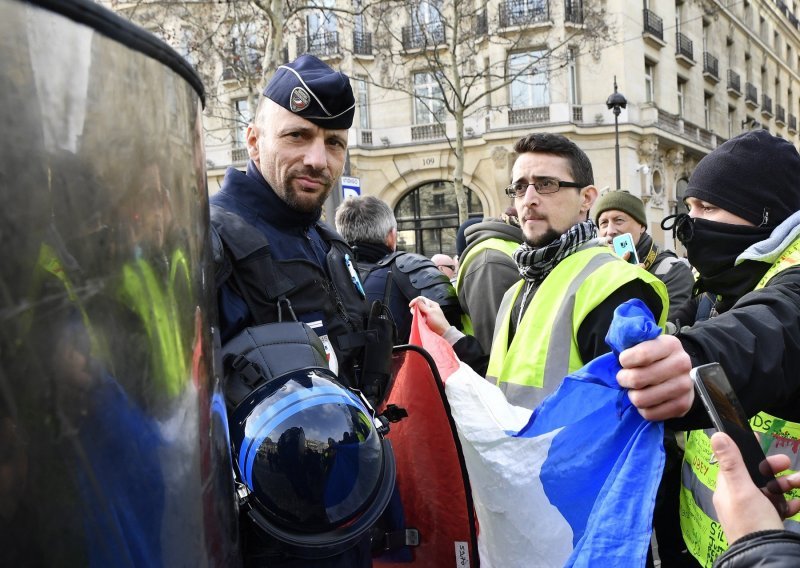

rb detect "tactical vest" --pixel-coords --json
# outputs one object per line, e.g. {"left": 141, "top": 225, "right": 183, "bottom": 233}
{"left": 486, "top": 246, "right": 668, "bottom": 409}
{"left": 210, "top": 204, "right": 368, "bottom": 388}
{"left": 680, "top": 234, "right": 800, "bottom": 568}
{"left": 358, "top": 251, "right": 459, "bottom": 307}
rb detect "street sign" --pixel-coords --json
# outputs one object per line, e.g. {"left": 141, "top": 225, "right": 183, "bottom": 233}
{"left": 341, "top": 176, "right": 361, "bottom": 199}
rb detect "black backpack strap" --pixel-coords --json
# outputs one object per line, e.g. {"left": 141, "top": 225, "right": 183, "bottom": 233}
{"left": 210, "top": 204, "right": 297, "bottom": 321}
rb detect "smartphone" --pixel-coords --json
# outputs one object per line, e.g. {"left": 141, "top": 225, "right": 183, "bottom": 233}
{"left": 690, "top": 363, "right": 776, "bottom": 489}
{"left": 612, "top": 233, "right": 639, "bottom": 265}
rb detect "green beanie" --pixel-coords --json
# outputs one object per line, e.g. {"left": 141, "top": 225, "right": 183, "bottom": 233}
{"left": 593, "top": 190, "right": 647, "bottom": 227}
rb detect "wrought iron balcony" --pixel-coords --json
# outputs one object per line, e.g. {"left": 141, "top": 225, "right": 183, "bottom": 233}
{"left": 402, "top": 22, "right": 445, "bottom": 49}
{"left": 745, "top": 82, "right": 758, "bottom": 106}
{"left": 297, "top": 31, "right": 340, "bottom": 58}
{"left": 508, "top": 106, "right": 550, "bottom": 125}
{"left": 789, "top": 114, "right": 797, "bottom": 133}
{"left": 675, "top": 32, "right": 693, "bottom": 62}
{"left": 499, "top": 0, "right": 550, "bottom": 28}
{"left": 776, "top": 105, "right": 786, "bottom": 125}
{"left": 703, "top": 52, "right": 719, "bottom": 79}
{"left": 643, "top": 9, "right": 663, "bottom": 41}
{"left": 411, "top": 122, "right": 446, "bottom": 140}
{"left": 761, "top": 94, "right": 773, "bottom": 116}
{"left": 565, "top": 0, "right": 583, "bottom": 24}
{"left": 727, "top": 70, "right": 741, "bottom": 94}
{"left": 353, "top": 31, "right": 372, "bottom": 56}
{"left": 231, "top": 146, "right": 248, "bottom": 164}
{"left": 360, "top": 130, "right": 373, "bottom": 145}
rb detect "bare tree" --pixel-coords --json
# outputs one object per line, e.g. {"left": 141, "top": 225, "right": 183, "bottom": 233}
{"left": 358, "top": 0, "right": 612, "bottom": 223}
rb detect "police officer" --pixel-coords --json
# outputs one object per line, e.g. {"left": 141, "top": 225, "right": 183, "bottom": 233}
{"left": 334, "top": 195, "right": 463, "bottom": 344}
{"left": 621, "top": 130, "right": 800, "bottom": 567}
{"left": 210, "top": 55, "right": 376, "bottom": 567}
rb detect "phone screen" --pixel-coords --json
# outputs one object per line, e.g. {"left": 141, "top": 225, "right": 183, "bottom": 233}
{"left": 612, "top": 233, "right": 639, "bottom": 265}
{"left": 691, "top": 363, "right": 775, "bottom": 489}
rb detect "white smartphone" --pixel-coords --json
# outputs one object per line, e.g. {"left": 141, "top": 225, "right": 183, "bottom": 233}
{"left": 690, "top": 363, "right": 778, "bottom": 490}
{"left": 612, "top": 233, "right": 639, "bottom": 265}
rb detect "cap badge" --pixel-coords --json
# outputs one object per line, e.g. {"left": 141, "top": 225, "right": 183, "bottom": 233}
{"left": 289, "top": 87, "right": 311, "bottom": 112}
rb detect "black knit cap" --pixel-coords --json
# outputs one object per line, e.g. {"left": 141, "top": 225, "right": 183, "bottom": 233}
{"left": 685, "top": 130, "right": 800, "bottom": 227}
{"left": 263, "top": 54, "right": 355, "bottom": 129}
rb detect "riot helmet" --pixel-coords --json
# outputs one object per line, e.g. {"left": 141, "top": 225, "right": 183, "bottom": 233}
{"left": 223, "top": 322, "right": 395, "bottom": 559}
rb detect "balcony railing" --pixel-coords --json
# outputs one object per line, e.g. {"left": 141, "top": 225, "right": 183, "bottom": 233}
{"left": 776, "top": 105, "right": 786, "bottom": 124}
{"left": 297, "top": 31, "right": 340, "bottom": 58}
{"left": 675, "top": 32, "right": 693, "bottom": 61}
{"left": 643, "top": 9, "right": 663, "bottom": 40}
{"left": 402, "top": 22, "right": 445, "bottom": 49}
{"left": 360, "top": 130, "right": 373, "bottom": 145}
{"left": 745, "top": 82, "right": 758, "bottom": 105}
{"left": 571, "top": 105, "right": 583, "bottom": 123}
{"left": 499, "top": 0, "right": 550, "bottom": 28}
{"left": 703, "top": 52, "right": 719, "bottom": 79}
{"left": 565, "top": 0, "right": 583, "bottom": 24}
{"left": 508, "top": 106, "right": 550, "bottom": 125}
{"left": 761, "top": 94, "right": 773, "bottom": 116}
{"left": 411, "top": 122, "right": 446, "bottom": 140}
{"left": 789, "top": 114, "right": 797, "bottom": 132}
{"left": 727, "top": 70, "right": 741, "bottom": 93}
{"left": 231, "top": 147, "right": 248, "bottom": 164}
{"left": 353, "top": 31, "right": 372, "bottom": 56}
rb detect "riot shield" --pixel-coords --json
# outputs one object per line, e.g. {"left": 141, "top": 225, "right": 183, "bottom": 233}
{"left": 0, "top": 1, "right": 238, "bottom": 565}
{"left": 374, "top": 345, "right": 479, "bottom": 567}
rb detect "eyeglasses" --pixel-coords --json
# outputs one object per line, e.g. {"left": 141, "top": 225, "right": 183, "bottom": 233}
{"left": 504, "top": 178, "right": 585, "bottom": 198}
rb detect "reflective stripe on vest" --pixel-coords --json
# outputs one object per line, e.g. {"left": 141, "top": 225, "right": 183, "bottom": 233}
{"left": 680, "top": 234, "right": 800, "bottom": 567}
{"left": 485, "top": 246, "right": 668, "bottom": 409}
{"left": 119, "top": 252, "right": 190, "bottom": 398}
{"left": 454, "top": 237, "right": 520, "bottom": 293}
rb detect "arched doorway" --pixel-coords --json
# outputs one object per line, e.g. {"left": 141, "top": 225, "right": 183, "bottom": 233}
{"left": 394, "top": 181, "right": 483, "bottom": 256}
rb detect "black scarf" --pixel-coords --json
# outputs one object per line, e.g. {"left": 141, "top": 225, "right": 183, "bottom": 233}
{"left": 666, "top": 214, "right": 772, "bottom": 312}
{"left": 513, "top": 220, "right": 597, "bottom": 286}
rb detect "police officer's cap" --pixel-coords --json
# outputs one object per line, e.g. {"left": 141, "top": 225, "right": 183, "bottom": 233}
{"left": 263, "top": 54, "right": 355, "bottom": 130}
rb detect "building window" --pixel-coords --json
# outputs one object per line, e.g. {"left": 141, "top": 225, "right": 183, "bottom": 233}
{"left": 356, "top": 76, "right": 370, "bottom": 130}
{"left": 394, "top": 181, "right": 484, "bottom": 256}
{"left": 413, "top": 71, "right": 445, "bottom": 124}
{"left": 677, "top": 79, "right": 686, "bottom": 117}
{"left": 232, "top": 98, "right": 250, "bottom": 148}
{"left": 704, "top": 92, "right": 713, "bottom": 130}
{"left": 567, "top": 47, "right": 579, "bottom": 105}
{"left": 306, "top": 0, "right": 338, "bottom": 55}
{"left": 644, "top": 60, "right": 655, "bottom": 103}
{"left": 413, "top": 0, "right": 443, "bottom": 26}
{"left": 508, "top": 49, "right": 549, "bottom": 109}
{"left": 728, "top": 106, "right": 735, "bottom": 138}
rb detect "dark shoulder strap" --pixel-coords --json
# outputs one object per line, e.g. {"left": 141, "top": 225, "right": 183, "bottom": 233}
{"left": 209, "top": 204, "right": 296, "bottom": 320}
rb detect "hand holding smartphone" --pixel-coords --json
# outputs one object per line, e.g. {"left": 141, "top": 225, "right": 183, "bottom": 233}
{"left": 691, "top": 363, "right": 788, "bottom": 515}
{"left": 612, "top": 233, "right": 640, "bottom": 265}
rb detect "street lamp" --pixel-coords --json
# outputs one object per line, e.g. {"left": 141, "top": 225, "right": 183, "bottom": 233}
{"left": 606, "top": 76, "right": 627, "bottom": 190}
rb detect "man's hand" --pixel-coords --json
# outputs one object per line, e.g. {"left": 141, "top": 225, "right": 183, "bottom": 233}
{"left": 617, "top": 334, "right": 694, "bottom": 421}
{"left": 409, "top": 297, "right": 450, "bottom": 335}
{"left": 711, "top": 432, "right": 800, "bottom": 543}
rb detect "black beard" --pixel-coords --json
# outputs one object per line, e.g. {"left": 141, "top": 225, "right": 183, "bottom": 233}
{"left": 525, "top": 227, "right": 561, "bottom": 248}
{"left": 282, "top": 184, "right": 332, "bottom": 215}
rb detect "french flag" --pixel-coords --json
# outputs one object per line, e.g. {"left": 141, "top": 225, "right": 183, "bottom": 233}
{"left": 414, "top": 299, "right": 666, "bottom": 567}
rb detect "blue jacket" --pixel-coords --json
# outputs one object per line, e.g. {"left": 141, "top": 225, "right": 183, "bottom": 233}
{"left": 210, "top": 162, "right": 369, "bottom": 387}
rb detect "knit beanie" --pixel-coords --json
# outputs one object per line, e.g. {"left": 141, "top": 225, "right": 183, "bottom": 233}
{"left": 685, "top": 130, "right": 800, "bottom": 227}
{"left": 593, "top": 190, "right": 647, "bottom": 227}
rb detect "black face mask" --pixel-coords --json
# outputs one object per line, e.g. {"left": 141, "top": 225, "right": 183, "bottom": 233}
{"left": 662, "top": 214, "right": 772, "bottom": 307}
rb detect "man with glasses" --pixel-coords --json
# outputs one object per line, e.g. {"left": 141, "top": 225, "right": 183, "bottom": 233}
{"left": 415, "top": 133, "right": 693, "bottom": 419}
{"left": 431, "top": 253, "right": 458, "bottom": 283}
